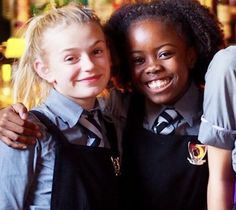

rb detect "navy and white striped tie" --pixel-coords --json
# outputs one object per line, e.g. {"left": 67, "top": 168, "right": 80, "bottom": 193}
{"left": 79, "top": 110, "right": 103, "bottom": 147}
{"left": 152, "top": 108, "right": 182, "bottom": 135}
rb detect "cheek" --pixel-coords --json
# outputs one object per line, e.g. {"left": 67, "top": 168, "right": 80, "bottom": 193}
{"left": 104, "top": 68, "right": 110, "bottom": 83}
{"left": 174, "top": 68, "right": 191, "bottom": 92}
{"left": 70, "top": 70, "right": 80, "bottom": 82}
{"left": 104, "top": 56, "right": 112, "bottom": 69}
{"left": 174, "top": 61, "right": 190, "bottom": 79}
{"left": 100, "top": 58, "right": 111, "bottom": 76}
{"left": 131, "top": 68, "right": 142, "bottom": 85}
{"left": 180, "top": 66, "right": 191, "bottom": 81}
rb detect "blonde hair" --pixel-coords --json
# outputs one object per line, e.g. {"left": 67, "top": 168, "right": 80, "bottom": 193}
{"left": 13, "top": 2, "right": 101, "bottom": 109}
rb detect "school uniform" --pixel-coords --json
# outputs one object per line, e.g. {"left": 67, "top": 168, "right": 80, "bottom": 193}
{"left": 120, "top": 83, "right": 208, "bottom": 210}
{"left": 198, "top": 46, "right": 236, "bottom": 209}
{"left": 0, "top": 89, "right": 120, "bottom": 210}
{"left": 199, "top": 46, "right": 236, "bottom": 169}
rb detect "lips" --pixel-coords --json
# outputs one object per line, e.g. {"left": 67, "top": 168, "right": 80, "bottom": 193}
{"left": 78, "top": 74, "right": 102, "bottom": 82}
{"left": 147, "top": 78, "right": 171, "bottom": 89}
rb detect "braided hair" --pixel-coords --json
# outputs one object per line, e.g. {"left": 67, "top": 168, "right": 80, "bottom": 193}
{"left": 105, "top": 0, "right": 225, "bottom": 90}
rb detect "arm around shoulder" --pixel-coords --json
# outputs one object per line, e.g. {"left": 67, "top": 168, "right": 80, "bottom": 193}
{"left": 0, "top": 103, "right": 41, "bottom": 149}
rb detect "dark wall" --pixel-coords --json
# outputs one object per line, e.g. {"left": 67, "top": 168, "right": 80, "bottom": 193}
{"left": 0, "top": 0, "right": 10, "bottom": 43}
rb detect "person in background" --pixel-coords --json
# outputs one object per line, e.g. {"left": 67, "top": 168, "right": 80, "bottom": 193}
{"left": 0, "top": 3, "right": 120, "bottom": 210}
{"left": 104, "top": 0, "right": 224, "bottom": 209}
{"left": 0, "top": 0, "right": 225, "bottom": 209}
{"left": 198, "top": 46, "right": 236, "bottom": 210}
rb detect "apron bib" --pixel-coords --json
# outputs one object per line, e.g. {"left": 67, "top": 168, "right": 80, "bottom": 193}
{"left": 31, "top": 111, "right": 120, "bottom": 210}
{"left": 120, "top": 94, "right": 208, "bottom": 210}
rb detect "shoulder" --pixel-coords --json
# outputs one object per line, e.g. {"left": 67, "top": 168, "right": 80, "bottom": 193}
{"left": 214, "top": 45, "right": 236, "bottom": 60}
{"left": 29, "top": 107, "right": 57, "bottom": 147}
{"left": 207, "top": 46, "right": 236, "bottom": 77}
{"left": 205, "top": 46, "right": 236, "bottom": 87}
{"left": 101, "top": 88, "right": 130, "bottom": 119}
{"left": 30, "top": 104, "right": 58, "bottom": 127}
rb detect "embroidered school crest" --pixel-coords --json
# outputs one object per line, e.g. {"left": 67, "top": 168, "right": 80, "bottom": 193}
{"left": 187, "top": 142, "right": 207, "bottom": 165}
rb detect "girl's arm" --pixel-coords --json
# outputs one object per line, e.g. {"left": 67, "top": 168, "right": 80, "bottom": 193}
{"left": 0, "top": 139, "right": 37, "bottom": 209}
{"left": 207, "top": 145, "right": 235, "bottom": 210}
{"left": 0, "top": 103, "right": 41, "bottom": 149}
{"left": 198, "top": 46, "right": 236, "bottom": 210}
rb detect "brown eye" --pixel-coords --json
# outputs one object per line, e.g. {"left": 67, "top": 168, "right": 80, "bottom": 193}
{"left": 93, "top": 48, "right": 104, "bottom": 56}
{"left": 65, "top": 56, "right": 79, "bottom": 64}
{"left": 132, "top": 56, "right": 145, "bottom": 65}
{"left": 159, "top": 51, "right": 173, "bottom": 59}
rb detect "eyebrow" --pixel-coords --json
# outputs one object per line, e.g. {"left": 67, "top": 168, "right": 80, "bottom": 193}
{"left": 130, "top": 43, "right": 177, "bottom": 54}
{"left": 61, "top": 40, "right": 106, "bottom": 53}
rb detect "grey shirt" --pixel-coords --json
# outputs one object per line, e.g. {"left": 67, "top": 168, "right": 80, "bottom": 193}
{"left": 0, "top": 82, "right": 203, "bottom": 210}
{"left": 107, "top": 82, "right": 202, "bottom": 136}
{"left": 198, "top": 46, "right": 236, "bottom": 171}
{"left": 143, "top": 83, "right": 202, "bottom": 135}
{"left": 0, "top": 89, "right": 112, "bottom": 210}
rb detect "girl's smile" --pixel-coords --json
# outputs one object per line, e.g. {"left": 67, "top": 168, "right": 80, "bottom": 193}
{"left": 77, "top": 74, "right": 102, "bottom": 83}
{"left": 127, "top": 19, "right": 196, "bottom": 105}
{"left": 146, "top": 77, "right": 172, "bottom": 91}
{"left": 38, "top": 22, "right": 111, "bottom": 109}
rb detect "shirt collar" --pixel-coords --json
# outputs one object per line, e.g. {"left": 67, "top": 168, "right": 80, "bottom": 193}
{"left": 175, "top": 83, "right": 202, "bottom": 126}
{"left": 43, "top": 89, "right": 101, "bottom": 127}
{"left": 145, "top": 83, "right": 202, "bottom": 127}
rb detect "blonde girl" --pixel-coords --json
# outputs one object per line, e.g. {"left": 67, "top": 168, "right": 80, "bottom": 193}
{"left": 0, "top": 3, "right": 120, "bottom": 210}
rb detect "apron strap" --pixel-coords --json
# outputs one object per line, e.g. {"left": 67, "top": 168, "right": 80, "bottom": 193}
{"left": 30, "top": 110, "right": 68, "bottom": 145}
{"left": 102, "top": 117, "right": 119, "bottom": 158}
{"left": 31, "top": 110, "right": 120, "bottom": 158}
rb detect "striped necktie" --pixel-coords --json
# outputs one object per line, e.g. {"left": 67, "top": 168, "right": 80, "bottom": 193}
{"left": 152, "top": 108, "right": 182, "bottom": 135}
{"left": 79, "top": 110, "right": 103, "bottom": 147}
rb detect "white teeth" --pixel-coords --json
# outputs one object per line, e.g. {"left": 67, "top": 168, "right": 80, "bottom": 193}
{"left": 147, "top": 79, "right": 170, "bottom": 89}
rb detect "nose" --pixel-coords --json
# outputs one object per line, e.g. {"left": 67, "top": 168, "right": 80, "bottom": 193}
{"left": 146, "top": 56, "right": 160, "bottom": 74}
{"left": 80, "top": 54, "right": 94, "bottom": 72}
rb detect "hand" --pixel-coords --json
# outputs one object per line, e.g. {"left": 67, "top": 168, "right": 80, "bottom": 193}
{"left": 0, "top": 103, "right": 42, "bottom": 149}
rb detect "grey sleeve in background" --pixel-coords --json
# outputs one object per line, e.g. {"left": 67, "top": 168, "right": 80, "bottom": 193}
{"left": 198, "top": 46, "right": 236, "bottom": 150}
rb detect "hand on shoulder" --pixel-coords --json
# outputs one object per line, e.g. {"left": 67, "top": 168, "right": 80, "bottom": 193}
{"left": 0, "top": 103, "right": 41, "bottom": 149}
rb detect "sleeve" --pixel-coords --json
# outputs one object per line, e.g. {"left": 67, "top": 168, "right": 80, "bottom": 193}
{"left": 0, "top": 126, "right": 39, "bottom": 209}
{"left": 102, "top": 88, "right": 129, "bottom": 121}
{"left": 198, "top": 46, "right": 236, "bottom": 150}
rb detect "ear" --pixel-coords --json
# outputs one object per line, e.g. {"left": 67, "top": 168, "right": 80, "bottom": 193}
{"left": 34, "top": 58, "right": 54, "bottom": 83}
{"left": 187, "top": 47, "right": 197, "bottom": 70}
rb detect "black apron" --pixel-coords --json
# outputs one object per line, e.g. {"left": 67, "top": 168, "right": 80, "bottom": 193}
{"left": 120, "top": 93, "right": 208, "bottom": 210}
{"left": 31, "top": 111, "right": 120, "bottom": 210}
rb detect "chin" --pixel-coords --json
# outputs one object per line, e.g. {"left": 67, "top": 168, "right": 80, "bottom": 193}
{"left": 147, "top": 95, "right": 176, "bottom": 106}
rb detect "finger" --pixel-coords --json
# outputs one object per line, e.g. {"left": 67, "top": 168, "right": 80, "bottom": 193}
{"left": 11, "top": 103, "right": 29, "bottom": 120}
{"left": 1, "top": 109, "right": 26, "bottom": 126}
{"left": 4, "top": 118, "right": 41, "bottom": 134}
{"left": 0, "top": 136, "right": 27, "bottom": 149}
{"left": 21, "top": 119, "right": 41, "bottom": 133}
{"left": 0, "top": 128, "right": 37, "bottom": 145}
{"left": 18, "top": 120, "right": 42, "bottom": 138}
{"left": 0, "top": 118, "right": 28, "bottom": 135}
{"left": 1, "top": 110, "right": 40, "bottom": 132}
{"left": 14, "top": 124, "right": 41, "bottom": 139}
{"left": 12, "top": 135, "right": 37, "bottom": 145}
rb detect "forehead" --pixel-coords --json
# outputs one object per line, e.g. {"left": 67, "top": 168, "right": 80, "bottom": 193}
{"left": 42, "top": 22, "right": 105, "bottom": 49}
{"left": 127, "top": 19, "right": 186, "bottom": 48}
